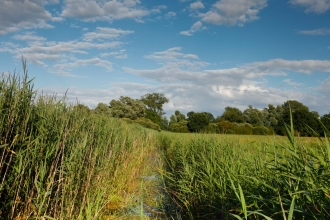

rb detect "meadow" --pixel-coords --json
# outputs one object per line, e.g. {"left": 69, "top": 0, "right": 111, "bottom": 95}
{"left": 1, "top": 66, "right": 329, "bottom": 219}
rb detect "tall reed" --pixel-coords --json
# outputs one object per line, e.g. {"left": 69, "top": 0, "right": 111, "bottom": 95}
{"left": 0, "top": 62, "right": 159, "bottom": 219}
{"left": 160, "top": 125, "right": 330, "bottom": 219}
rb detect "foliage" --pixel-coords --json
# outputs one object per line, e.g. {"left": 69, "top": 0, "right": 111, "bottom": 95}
{"left": 282, "top": 100, "right": 320, "bottom": 136}
{"left": 187, "top": 111, "right": 210, "bottom": 132}
{"left": 221, "top": 106, "right": 245, "bottom": 123}
{"left": 109, "top": 96, "right": 146, "bottom": 120}
{"left": 94, "top": 102, "right": 111, "bottom": 117}
{"left": 169, "top": 120, "right": 190, "bottom": 133}
{"left": 134, "top": 117, "right": 161, "bottom": 131}
{"left": 140, "top": 92, "right": 169, "bottom": 116}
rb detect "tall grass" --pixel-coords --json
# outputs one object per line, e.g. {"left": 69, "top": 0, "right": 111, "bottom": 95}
{"left": 0, "top": 63, "right": 160, "bottom": 219}
{"left": 160, "top": 127, "right": 330, "bottom": 219}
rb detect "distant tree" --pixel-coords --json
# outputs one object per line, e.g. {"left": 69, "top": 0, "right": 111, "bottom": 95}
{"left": 74, "top": 104, "right": 90, "bottom": 113}
{"left": 170, "top": 110, "right": 186, "bottom": 124}
{"left": 282, "top": 100, "right": 320, "bottom": 136}
{"left": 187, "top": 111, "right": 209, "bottom": 132}
{"left": 221, "top": 107, "right": 244, "bottom": 123}
{"left": 202, "top": 112, "right": 215, "bottom": 123}
{"left": 141, "top": 93, "right": 169, "bottom": 116}
{"left": 243, "top": 105, "right": 267, "bottom": 126}
{"left": 320, "top": 113, "right": 330, "bottom": 134}
{"left": 109, "top": 96, "right": 146, "bottom": 120}
{"left": 94, "top": 102, "right": 111, "bottom": 117}
{"left": 169, "top": 120, "right": 189, "bottom": 133}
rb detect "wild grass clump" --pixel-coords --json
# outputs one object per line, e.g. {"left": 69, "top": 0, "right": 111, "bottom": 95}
{"left": 160, "top": 122, "right": 330, "bottom": 219}
{"left": 0, "top": 63, "right": 159, "bottom": 219}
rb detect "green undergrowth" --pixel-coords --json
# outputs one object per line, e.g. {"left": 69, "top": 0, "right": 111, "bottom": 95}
{"left": 0, "top": 64, "right": 160, "bottom": 219}
{"left": 159, "top": 130, "right": 330, "bottom": 219}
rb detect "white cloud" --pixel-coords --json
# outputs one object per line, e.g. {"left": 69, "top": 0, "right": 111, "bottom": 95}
{"left": 283, "top": 79, "right": 303, "bottom": 87}
{"left": 61, "top": 0, "right": 150, "bottom": 21}
{"left": 180, "top": 21, "right": 205, "bottom": 36}
{"left": 299, "top": 28, "right": 330, "bottom": 35}
{"left": 121, "top": 48, "right": 330, "bottom": 115}
{"left": 100, "top": 49, "right": 128, "bottom": 59}
{"left": 0, "top": 0, "right": 55, "bottom": 35}
{"left": 200, "top": 0, "right": 267, "bottom": 26}
{"left": 54, "top": 58, "right": 113, "bottom": 72}
{"left": 290, "top": 0, "right": 330, "bottom": 13}
{"left": 83, "top": 27, "right": 134, "bottom": 41}
{"left": 164, "top": 12, "right": 177, "bottom": 19}
{"left": 190, "top": 1, "right": 205, "bottom": 10}
{"left": 12, "top": 32, "right": 46, "bottom": 42}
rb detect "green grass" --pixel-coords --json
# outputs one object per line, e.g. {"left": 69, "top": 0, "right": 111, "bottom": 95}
{"left": 159, "top": 130, "right": 330, "bottom": 219}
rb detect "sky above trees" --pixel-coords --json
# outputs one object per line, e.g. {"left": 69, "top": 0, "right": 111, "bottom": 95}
{"left": 1, "top": 0, "right": 330, "bottom": 117}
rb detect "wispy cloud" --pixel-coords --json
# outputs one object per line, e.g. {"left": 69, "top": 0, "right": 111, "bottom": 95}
{"left": 180, "top": 21, "right": 205, "bottom": 36}
{"left": 298, "top": 28, "right": 330, "bottom": 35}
{"left": 290, "top": 0, "right": 330, "bottom": 14}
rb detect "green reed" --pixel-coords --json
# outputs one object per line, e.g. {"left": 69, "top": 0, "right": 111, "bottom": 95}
{"left": 0, "top": 63, "right": 158, "bottom": 219}
{"left": 160, "top": 123, "right": 330, "bottom": 219}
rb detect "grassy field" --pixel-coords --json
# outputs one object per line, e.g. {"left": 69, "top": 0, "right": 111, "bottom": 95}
{"left": 1, "top": 66, "right": 329, "bottom": 219}
{"left": 159, "top": 131, "right": 330, "bottom": 219}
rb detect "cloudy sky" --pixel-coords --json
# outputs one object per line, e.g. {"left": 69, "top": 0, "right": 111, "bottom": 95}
{"left": 1, "top": 0, "right": 330, "bottom": 117}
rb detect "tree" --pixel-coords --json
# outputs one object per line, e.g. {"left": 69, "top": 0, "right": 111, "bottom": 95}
{"left": 140, "top": 93, "right": 169, "bottom": 116}
{"left": 282, "top": 100, "right": 320, "bottom": 136}
{"left": 320, "top": 113, "right": 330, "bottom": 134}
{"left": 243, "top": 105, "right": 266, "bottom": 126}
{"left": 187, "top": 111, "right": 209, "bottom": 132}
{"left": 94, "top": 102, "right": 111, "bottom": 117}
{"left": 220, "top": 107, "right": 244, "bottom": 123}
{"left": 170, "top": 110, "right": 186, "bottom": 124}
{"left": 109, "top": 96, "right": 146, "bottom": 120}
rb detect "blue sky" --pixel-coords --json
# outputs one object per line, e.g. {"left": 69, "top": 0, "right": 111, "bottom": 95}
{"left": 1, "top": 0, "right": 330, "bottom": 117}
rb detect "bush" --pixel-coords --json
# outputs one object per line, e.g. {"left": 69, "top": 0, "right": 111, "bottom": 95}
{"left": 134, "top": 117, "right": 161, "bottom": 131}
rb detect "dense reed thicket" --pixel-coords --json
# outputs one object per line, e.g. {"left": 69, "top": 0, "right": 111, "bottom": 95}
{"left": 160, "top": 129, "right": 330, "bottom": 219}
{"left": 0, "top": 63, "right": 159, "bottom": 219}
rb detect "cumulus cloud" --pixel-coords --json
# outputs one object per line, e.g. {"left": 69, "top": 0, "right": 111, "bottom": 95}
{"left": 164, "top": 12, "right": 177, "bottom": 19}
{"left": 180, "top": 21, "right": 205, "bottom": 36}
{"left": 190, "top": 1, "right": 205, "bottom": 10}
{"left": 0, "top": 0, "right": 55, "bottom": 35}
{"left": 199, "top": 0, "right": 267, "bottom": 26}
{"left": 290, "top": 0, "right": 330, "bottom": 13}
{"left": 61, "top": 0, "right": 150, "bottom": 21}
{"left": 120, "top": 48, "right": 330, "bottom": 115}
{"left": 298, "top": 28, "right": 330, "bottom": 35}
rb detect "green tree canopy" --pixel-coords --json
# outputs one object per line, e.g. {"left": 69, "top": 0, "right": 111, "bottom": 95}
{"left": 170, "top": 110, "right": 186, "bottom": 124}
{"left": 220, "top": 107, "right": 244, "bottom": 123}
{"left": 282, "top": 100, "right": 320, "bottom": 136}
{"left": 109, "top": 96, "right": 146, "bottom": 120}
{"left": 187, "top": 111, "right": 209, "bottom": 132}
{"left": 94, "top": 102, "right": 111, "bottom": 117}
{"left": 140, "top": 93, "right": 169, "bottom": 115}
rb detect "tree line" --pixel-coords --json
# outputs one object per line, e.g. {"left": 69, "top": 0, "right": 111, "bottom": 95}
{"left": 90, "top": 93, "right": 330, "bottom": 136}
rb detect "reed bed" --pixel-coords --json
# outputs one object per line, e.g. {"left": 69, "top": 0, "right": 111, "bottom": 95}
{"left": 0, "top": 64, "right": 159, "bottom": 219}
{"left": 159, "top": 127, "right": 330, "bottom": 219}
